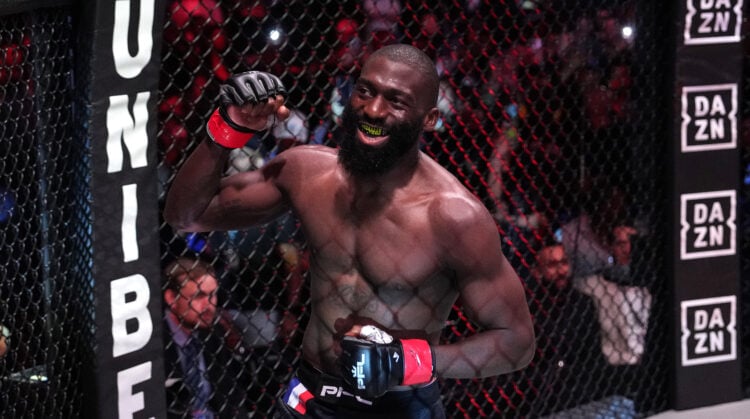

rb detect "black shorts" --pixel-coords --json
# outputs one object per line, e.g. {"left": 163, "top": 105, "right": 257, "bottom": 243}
{"left": 273, "top": 361, "right": 446, "bottom": 419}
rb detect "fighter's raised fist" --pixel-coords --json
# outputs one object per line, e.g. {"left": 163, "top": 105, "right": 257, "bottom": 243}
{"left": 207, "top": 71, "right": 288, "bottom": 149}
{"left": 219, "top": 71, "right": 286, "bottom": 106}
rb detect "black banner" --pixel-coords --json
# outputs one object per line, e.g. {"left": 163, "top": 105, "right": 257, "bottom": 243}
{"left": 671, "top": 0, "right": 744, "bottom": 410}
{"left": 0, "top": 0, "right": 70, "bottom": 16}
{"left": 81, "top": 1, "right": 167, "bottom": 418}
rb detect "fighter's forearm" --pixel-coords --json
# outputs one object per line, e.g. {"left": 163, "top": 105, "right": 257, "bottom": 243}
{"left": 433, "top": 327, "right": 535, "bottom": 379}
{"left": 163, "top": 139, "right": 229, "bottom": 231}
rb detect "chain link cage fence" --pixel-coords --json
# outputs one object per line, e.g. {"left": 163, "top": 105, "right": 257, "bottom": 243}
{"left": 156, "top": 1, "right": 675, "bottom": 417}
{"left": 741, "top": 5, "right": 750, "bottom": 400}
{"left": 0, "top": 3, "right": 92, "bottom": 418}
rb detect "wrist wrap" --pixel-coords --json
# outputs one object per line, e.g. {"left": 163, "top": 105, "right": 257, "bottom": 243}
{"left": 400, "top": 339, "right": 435, "bottom": 386}
{"left": 206, "top": 108, "right": 255, "bottom": 149}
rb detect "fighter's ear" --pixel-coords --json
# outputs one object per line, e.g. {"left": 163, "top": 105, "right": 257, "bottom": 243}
{"left": 422, "top": 107, "right": 440, "bottom": 132}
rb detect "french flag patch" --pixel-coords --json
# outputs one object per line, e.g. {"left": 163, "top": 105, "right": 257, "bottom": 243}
{"left": 283, "top": 377, "right": 314, "bottom": 415}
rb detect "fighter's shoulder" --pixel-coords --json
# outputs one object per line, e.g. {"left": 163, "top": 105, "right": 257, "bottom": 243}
{"left": 279, "top": 144, "right": 337, "bottom": 160}
{"left": 421, "top": 159, "right": 491, "bottom": 226}
{"left": 275, "top": 144, "right": 338, "bottom": 172}
{"left": 430, "top": 188, "right": 491, "bottom": 230}
{"left": 425, "top": 186, "right": 499, "bottom": 259}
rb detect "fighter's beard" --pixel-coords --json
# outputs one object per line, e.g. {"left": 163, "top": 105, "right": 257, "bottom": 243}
{"left": 338, "top": 104, "right": 422, "bottom": 177}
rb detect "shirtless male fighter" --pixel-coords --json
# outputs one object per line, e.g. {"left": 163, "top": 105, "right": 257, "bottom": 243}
{"left": 164, "top": 44, "right": 535, "bottom": 418}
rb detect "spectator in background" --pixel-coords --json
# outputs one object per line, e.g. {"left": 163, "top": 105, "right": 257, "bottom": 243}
{"left": 271, "top": 109, "right": 311, "bottom": 154}
{"left": 434, "top": 77, "right": 459, "bottom": 134}
{"left": 592, "top": 7, "right": 633, "bottom": 66}
{"left": 157, "top": 0, "right": 237, "bottom": 204}
{"left": 161, "top": 0, "right": 232, "bottom": 139}
{"left": 327, "top": 19, "right": 363, "bottom": 127}
{"left": 405, "top": 10, "right": 444, "bottom": 60}
{"left": 329, "top": 17, "right": 363, "bottom": 72}
{"left": 560, "top": 175, "right": 628, "bottom": 281}
{"left": 525, "top": 240, "right": 605, "bottom": 416}
{"left": 0, "top": 323, "right": 9, "bottom": 359}
{"left": 320, "top": 17, "right": 365, "bottom": 146}
{"left": 558, "top": 181, "right": 652, "bottom": 366}
{"left": 0, "top": 320, "right": 12, "bottom": 405}
{"left": 361, "top": 0, "right": 402, "bottom": 50}
{"left": 157, "top": 94, "right": 190, "bottom": 185}
{"left": 163, "top": 0, "right": 230, "bottom": 82}
{"left": 445, "top": 94, "right": 498, "bottom": 208}
{"left": 163, "top": 257, "right": 252, "bottom": 418}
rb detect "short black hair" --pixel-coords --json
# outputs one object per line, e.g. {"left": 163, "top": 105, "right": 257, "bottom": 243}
{"left": 367, "top": 44, "right": 440, "bottom": 107}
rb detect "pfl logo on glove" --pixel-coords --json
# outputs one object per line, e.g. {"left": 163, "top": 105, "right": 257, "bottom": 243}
{"left": 339, "top": 325, "right": 436, "bottom": 399}
{"left": 352, "top": 353, "right": 367, "bottom": 390}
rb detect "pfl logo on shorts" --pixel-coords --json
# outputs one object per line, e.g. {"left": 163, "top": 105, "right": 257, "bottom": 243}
{"left": 680, "top": 190, "right": 736, "bottom": 260}
{"left": 680, "top": 84, "right": 737, "bottom": 152}
{"left": 684, "top": 0, "right": 742, "bottom": 45}
{"left": 680, "top": 296, "right": 736, "bottom": 366}
{"left": 320, "top": 385, "right": 343, "bottom": 398}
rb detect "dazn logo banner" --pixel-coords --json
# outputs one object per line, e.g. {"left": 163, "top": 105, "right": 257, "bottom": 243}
{"left": 681, "top": 296, "right": 737, "bottom": 366}
{"left": 680, "top": 84, "right": 737, "bottom": 152}
{"left": 680, "top": 190, "right": 736, "bottom": 260}
{"left": 684, "top": 0, "right": 743, "bottom": 45}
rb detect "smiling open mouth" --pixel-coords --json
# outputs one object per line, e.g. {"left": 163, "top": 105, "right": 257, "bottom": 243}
{"left": 359, "top": 122, "right": 385, "bottom": 137}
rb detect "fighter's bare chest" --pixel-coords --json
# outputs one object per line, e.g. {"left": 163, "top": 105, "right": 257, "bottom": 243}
{"left": 296, "top": 191, "right": 442, "bottom": 285}
{"left": 318, "top": 216, "right": 437, "bottom": 279}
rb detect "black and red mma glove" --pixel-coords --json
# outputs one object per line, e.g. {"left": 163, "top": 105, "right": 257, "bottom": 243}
{"left": 339, "top": 325, "right": 436, "bottom": 399}
{"left": 206, "top": 71, "right": 286, "bottom": 149}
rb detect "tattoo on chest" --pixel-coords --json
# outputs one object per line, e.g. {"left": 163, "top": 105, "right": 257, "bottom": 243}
{"left": 334, "top": 285, "right": 380, "bottom": 314}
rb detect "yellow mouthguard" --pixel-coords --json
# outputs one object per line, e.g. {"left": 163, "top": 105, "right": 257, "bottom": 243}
{"left": 360, "top": 124, "right": 383, "bottom": 136}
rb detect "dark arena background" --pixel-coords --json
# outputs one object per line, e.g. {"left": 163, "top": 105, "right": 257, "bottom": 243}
{"left": 0, "top": 0, "right": 747, "bottom": 418}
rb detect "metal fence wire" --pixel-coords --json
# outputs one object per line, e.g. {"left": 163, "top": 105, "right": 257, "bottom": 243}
{"left": 0, "top": 5, "right": 92, "bottom": 418}
{"left": 157, "top": 1, "right": 673, "bottom": 418}
{"left": 741, "top": 3, "right": 750, "bottom": 401}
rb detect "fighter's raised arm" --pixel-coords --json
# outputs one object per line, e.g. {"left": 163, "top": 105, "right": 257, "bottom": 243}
{"left": 163, "top": 71, "right": 291, "bottom": 232}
